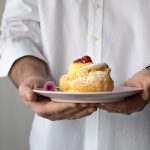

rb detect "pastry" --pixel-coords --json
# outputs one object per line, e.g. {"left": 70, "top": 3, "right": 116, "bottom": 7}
{"left": 59, "top": 56, "right": 114, "bottom": 92}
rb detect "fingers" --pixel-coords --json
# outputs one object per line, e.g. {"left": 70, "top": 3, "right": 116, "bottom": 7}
{"left": 47, "top": 107, "right": 97, "bottom": 121}
{"left": 99, "top": 95, "right": 148, "bottom": 115}
{"left": 66, "top": 107, "right": 97, "bottom": 120}
{"left": 121, "top": 71, "right": 150, "bottom": 101}
{"left": 121, "top": 80, "right": 141, "bottom": 88}
{"left": 25, "top": 100, "right": 77, "bottom": 116}
{"left": 19, "top": 77, "right": 46, "bottom": 102}
{"left": 121, "top": 81, "right": 128, "bottom": 87}
{"left": 140, "top": 79, "right": 150, "bottom": 100}
{"left": 19, "top": 76, "right": 97, "bottom": 120}
{"left": 19, "top": 84, "right": 38, "bottom": 101}
{"left": 24, "top": 98, "right": 97, "bottom": 120}
{"left": 122, "top": 79, "right": 150, "bottom": 101}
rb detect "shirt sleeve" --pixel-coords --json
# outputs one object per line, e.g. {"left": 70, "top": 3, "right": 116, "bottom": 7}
{"left": 0, "top": 0, "right": 46, "bottom": 77}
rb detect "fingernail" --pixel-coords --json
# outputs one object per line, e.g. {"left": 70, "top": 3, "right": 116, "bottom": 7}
{"left": 142, "top": 96, "right": 149, "bottom": 100}
{"left": 141, "top": 93, "right": 149, "bottom": 100}
{"left": 80, "top": 103, "right": 89, "bottom": 107}
{"left": 88, "top": 107, "right": 97, "bottom": 113}
{"left": 90, "top": 104, "right": 99, "bottom": 107}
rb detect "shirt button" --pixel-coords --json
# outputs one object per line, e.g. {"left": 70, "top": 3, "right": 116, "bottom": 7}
{"left": 92, "top": 36, "right": 99, "bottom": 42}
{"left": 95, "top": 3, "right": 101, "bottom": 10}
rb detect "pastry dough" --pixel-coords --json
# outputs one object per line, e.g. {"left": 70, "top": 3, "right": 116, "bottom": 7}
{"left": 59, "top": 57, "right": 114, "bottom": 92}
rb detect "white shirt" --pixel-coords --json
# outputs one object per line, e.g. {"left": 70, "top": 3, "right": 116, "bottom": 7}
{"left": 0, "top": 0, "right": 150, "bottom": 150}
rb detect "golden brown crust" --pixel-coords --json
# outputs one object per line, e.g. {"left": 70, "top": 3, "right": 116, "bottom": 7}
{"left": 59, "top": 63, "right": 114, "bottom": 92}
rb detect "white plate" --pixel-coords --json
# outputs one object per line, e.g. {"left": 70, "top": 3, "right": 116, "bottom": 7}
{"left": 33, "top": 87, "right": 142, "bottom": 103}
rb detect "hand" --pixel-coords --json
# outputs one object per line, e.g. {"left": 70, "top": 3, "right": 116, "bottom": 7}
{"left": 98, "top": 70, "right": 150, "bottom": 115}
{"left": 19, "top": 76, "right": 97, "bottom": 120}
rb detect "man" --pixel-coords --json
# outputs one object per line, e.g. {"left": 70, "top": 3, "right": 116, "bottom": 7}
{"left": 0, "top": 0, "right": 150, "bottom": 150}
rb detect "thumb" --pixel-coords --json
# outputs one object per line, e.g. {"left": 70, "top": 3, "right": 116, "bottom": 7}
{"left": 121, "top": 81, "right": 128, "bottom": 87}
{"left": 19, "top": 83, "right": 38, "bottom": 102}
{"left": 140, "top": 88, "right": 149, "bottom": 100}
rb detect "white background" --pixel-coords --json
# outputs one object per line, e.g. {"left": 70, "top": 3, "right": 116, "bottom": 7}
{"left": 0, "top": 0, "right": 34, "bottom": 150}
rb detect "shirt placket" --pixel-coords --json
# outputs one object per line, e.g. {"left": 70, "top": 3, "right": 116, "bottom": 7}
{"left": 85, "top": 1, "right": 104, "bottom": 150}
{"left": 87, "top": 0, "right": 104, "bottom": 63}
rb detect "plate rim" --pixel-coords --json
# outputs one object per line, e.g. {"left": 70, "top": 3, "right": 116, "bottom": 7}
{"left": 33, "top": 86, "right": 143, "bottom": 103}
{"left": 33, "top": 86, "right": 143, "bottom": 95}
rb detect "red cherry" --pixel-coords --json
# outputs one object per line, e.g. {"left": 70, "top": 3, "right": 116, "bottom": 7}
{"left": 73, "top": 58, "right": 82, "bottom": 63}
{"left": 81, "top": 56, "right": 93, "bottom": 63}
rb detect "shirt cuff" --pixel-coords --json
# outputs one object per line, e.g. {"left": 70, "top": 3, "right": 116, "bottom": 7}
{"left": 0, "top": 42, "right": 46, "bottom": 77}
